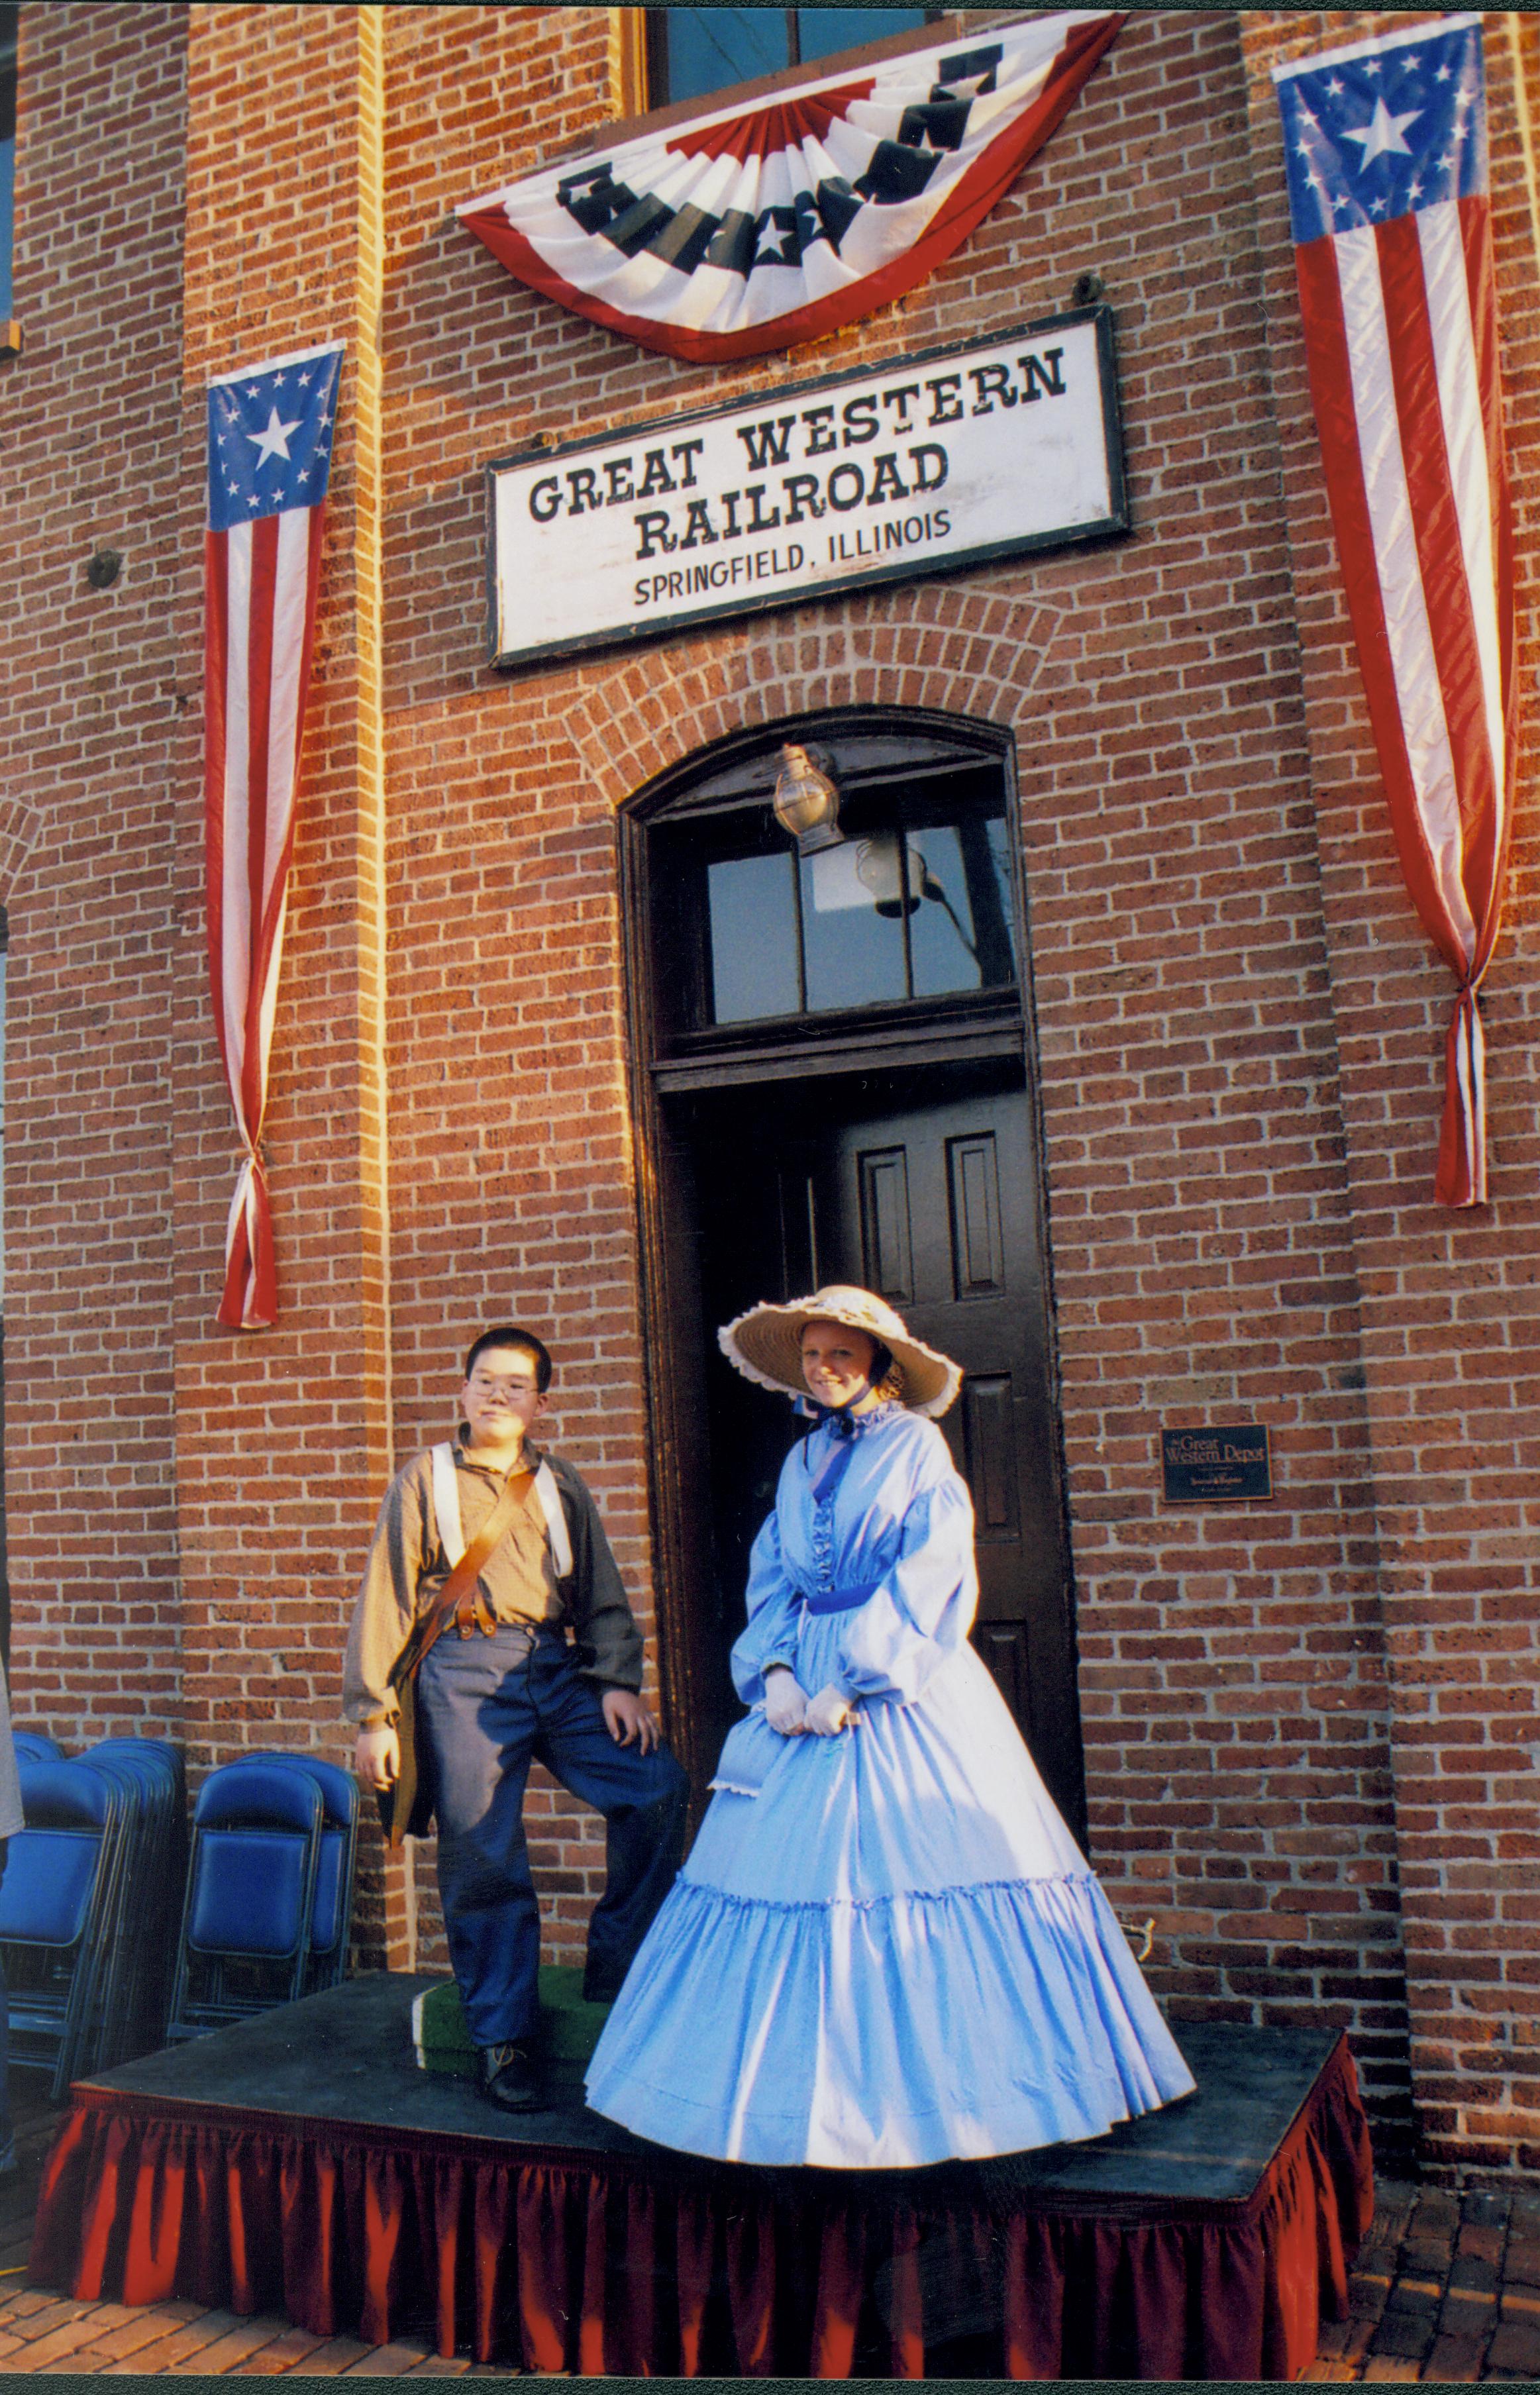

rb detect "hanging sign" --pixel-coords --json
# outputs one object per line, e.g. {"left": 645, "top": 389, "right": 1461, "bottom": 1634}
{"left": 486, "top": 307, "right": 1124, "bottom": 668}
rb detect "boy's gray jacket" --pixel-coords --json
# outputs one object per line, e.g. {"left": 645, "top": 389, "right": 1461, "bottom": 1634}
{"left": 342, "top": 1441, "right": 645, "bottom": 1724}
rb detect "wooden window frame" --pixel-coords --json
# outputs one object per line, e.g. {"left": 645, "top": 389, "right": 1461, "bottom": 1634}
{"left": 0, "top": 4, "right": 20, "bottom": 347}
{"left": 603, "top": 8, "right": 984, "bottom": 144}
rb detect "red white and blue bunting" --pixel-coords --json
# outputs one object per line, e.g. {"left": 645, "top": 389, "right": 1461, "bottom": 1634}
{"left": 458, "top": 14, "right": 1122, "bottom": 364}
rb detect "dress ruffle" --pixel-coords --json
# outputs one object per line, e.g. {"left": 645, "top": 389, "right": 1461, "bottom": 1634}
{"left": 585, "top": 1864, "right": 1194, "bottom": 2168}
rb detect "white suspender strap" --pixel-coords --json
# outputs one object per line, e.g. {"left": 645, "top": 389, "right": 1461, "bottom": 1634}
{"left": 431, "top": 1442, "right": 466, "bottom": 1568}
{"left": 435, "top": 1442, "right": 570, "bottom": 1580}
{"left": 535, "top": 1461, "right": 574, "bottom": 1580}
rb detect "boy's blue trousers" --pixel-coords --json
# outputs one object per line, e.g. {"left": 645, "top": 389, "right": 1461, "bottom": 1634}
{"left": 417, "top": 1621, "right": 689, "bottom": 2048}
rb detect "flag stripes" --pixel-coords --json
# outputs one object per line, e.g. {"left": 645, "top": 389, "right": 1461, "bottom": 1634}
{"left": 204, "top": 343, "right": 340, "bottom": 1327}
{"left": 1276, "top": 19, "right": 1514, "bottom": 1206}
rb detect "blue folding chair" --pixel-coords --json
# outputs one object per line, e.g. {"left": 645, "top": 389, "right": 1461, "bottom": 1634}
{"left": 12, "top": 1733, "right": 62, "bottom": 1766}
{"left": 262, "top": 1757, "right": 358, "bottom": 1996}
{"left": 0, "top": 1759, "right": 121, "bottom": 2096}
{"left": 166, "top": 1758, "right": 323, "bottom": 2042}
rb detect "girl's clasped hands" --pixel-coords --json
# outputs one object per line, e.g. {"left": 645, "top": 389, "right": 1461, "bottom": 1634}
{"left": 764, "top": 1667, "right": 856, "bottom": 1736}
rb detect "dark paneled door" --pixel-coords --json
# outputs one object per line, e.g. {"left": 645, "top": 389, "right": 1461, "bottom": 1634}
{"left": 686, "top": 1056, "right": 1084, "bottom": 1836}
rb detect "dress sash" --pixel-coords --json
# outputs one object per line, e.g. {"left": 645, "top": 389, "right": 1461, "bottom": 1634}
{"left": 803, "top": 1579, "right": 882, "bottom": 1617}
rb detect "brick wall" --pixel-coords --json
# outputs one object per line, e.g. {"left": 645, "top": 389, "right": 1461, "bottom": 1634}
{"left": 1235, "top": 11, "right": 1540, "bottom": 2175}
{"left": 173, "top": 1, "right": 398, "bottom": 1953}
{"left": 0, "top": 2, "right": 189, "bottom": 1739}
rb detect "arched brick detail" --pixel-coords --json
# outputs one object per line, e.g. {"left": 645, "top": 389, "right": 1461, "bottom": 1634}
{"left": 0, "top": 797, "right": 43, "bottom": 904}
{"left": 564, "top": 583, "right": 1064, "bottom": 807}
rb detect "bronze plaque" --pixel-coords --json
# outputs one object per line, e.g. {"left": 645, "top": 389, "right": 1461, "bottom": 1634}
{"left": 1161, "top": 1423, "right": 1272, "bottom": 1505}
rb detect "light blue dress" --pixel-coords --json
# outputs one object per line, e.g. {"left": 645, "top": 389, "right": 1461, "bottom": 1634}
{"left": 585, "top": 1401, "right": 1195, "bottom": 2168}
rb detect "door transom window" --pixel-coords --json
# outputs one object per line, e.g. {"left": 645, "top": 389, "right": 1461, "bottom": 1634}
{"left": 639, "top": 719, "right": 1023, "bottom": 1058}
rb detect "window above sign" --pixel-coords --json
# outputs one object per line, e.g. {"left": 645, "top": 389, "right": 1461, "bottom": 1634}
{"left": 0, "top": 4, "right": 17, "bottom": 327}
{"left": 646, "top": 9, "right": 945, "bottom": 111}
{"left": 639, "top": 722, "right": 1021, "bottom": 1061}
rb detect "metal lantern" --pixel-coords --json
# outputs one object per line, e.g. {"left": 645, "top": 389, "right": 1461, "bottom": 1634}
{"left": 771, "top": 743, "right": 844, "bottom": 856}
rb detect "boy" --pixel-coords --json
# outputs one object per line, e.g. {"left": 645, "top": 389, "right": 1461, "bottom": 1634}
{"left": 345, "top": 1326, "right": 688, "bottom": 2110}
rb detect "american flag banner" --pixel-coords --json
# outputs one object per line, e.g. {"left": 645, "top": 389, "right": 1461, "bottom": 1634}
{"left": 205, "top": 340, "right": 343, "bottom": 1328}
{"left": 458, "top": 13, "right": 1121, "bottom": 364}
{"left": 1274, "top": 17, "right": 1515, "bottom": 1208}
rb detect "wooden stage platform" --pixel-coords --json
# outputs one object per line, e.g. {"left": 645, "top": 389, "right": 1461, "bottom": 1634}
{"left": 29, "top": 1972, "right": 1373, "bottom": 2379}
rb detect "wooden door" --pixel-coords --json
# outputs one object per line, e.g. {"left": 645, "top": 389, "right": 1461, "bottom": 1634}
{"left": 682, "top": 1054, "right": 1085, "bottom": 1836}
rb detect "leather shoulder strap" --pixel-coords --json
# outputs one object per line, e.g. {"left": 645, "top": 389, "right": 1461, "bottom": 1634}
{"left": 439, "top": 1466, "right": 537, "bottom": 1625}
{"left": 394, "top": 1463, "right": 537, "bottom": 1682}
{"left": 535, "top": 1461, "right": 573, "bottom": 1579}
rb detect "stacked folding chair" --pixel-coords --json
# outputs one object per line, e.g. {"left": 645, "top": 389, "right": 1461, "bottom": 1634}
{"left": 284, "top": 1757, "right": 360, "bottom": 1997}
{"left": 166, "top": 1751, "right": 359, "bottom": 2042}
{"left": 0, "top": 1738, "right": 358, "bottom": 2080}
{"left": 0, "top": 1735, "right": 189, "bottom": 2096}
{"left": 0, "top": 1757, "right": 123, "bottom": 2098}
{"left": 11, "top": 1732, "right": 61, "bottom": 1765}
{"left": 79, "top": 1739, "right": 187, "bottom": 2070}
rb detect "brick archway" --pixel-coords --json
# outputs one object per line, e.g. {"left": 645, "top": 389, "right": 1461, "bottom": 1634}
{"left": 0, "top": 799, "right": 42, "bottom": 905}
{"left": 564, "top": 582, "right": 1064, "bottom": 810}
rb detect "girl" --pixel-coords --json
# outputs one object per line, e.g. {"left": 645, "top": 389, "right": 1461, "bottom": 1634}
{"left": 586, "top": 1286, "right": 1194, "bottom": 2168}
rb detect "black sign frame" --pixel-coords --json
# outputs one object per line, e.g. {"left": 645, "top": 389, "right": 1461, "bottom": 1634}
{"left": 484, "top": 305, "right": 1128, "bottom": 670}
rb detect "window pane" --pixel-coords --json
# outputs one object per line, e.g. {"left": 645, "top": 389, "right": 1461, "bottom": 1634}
{"left": 907, "top": 819, "right": 1017, "bottom": 997}
{"left": 0, "top": 141, "right": 13, "bottom": 323}
{"left": 662, "top": 9, "right": 791, "bottom": 107}
{"left": 796, "top": 11, "right": 929, "bottom": 68}
{"left": 0, "top": 4, "right": 18, "bottom": 324}
{"left": 699, "top": 794, "right": 1015, "bottom": 1031}
{"left": 980, "top": 817, "right": 1019, "bottom": 980}
{"left": 907, "top": 825, "right": 974, "bottom": 999}
{"left": 707, "top": 853, "right": 799, "bottom": 1023}
{"left": 801, "top": 839, "right": 907, "bottom": 1013}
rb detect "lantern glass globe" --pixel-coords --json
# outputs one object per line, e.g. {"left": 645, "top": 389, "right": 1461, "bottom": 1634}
{"left": 772, "top": 744, "right": 844, "bottom": 856}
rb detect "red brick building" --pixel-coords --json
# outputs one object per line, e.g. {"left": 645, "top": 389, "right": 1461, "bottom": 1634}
{"left": 2, "top": 1, "right": 1539, "bottom": 2180}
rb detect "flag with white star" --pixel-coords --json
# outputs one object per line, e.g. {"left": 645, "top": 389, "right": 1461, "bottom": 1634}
{"left": 1273, "top": 17, "right": 1514, "bottom": 1209}
{"left": 203, "top": 338, "right": 344, "bottom": 1327}
{"left": 1278, "top": 15, "right": 1485, "bottom": 239}
{"left": 207, "top": 342, "right": 342, "bottom": 529}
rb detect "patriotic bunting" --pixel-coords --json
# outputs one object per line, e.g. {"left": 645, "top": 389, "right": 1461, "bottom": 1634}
{"left": 1274, "top": 17, "right": 1515, "bottom": 1207}
{"left": 204, "top": 340, "right": 342, "bottom": 1328}
{"left": 458, "top": 13, "right": 1122, "bottom": 364}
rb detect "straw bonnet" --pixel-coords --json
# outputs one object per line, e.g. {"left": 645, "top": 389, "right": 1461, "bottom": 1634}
{"left": 718, "top": 1286, "right": 962, "bottom": 1419}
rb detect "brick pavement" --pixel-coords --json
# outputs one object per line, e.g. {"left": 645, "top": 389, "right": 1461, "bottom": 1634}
{"left": 1304, "top": 2180, "right": 1540, "bottom": 2384}
{"left": 0, "top": 2079, "right": 1535, "bottom": 2381}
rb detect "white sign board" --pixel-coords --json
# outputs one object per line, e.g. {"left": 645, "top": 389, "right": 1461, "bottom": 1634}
{"left": 486, "top": 309, "right": 1125, "bottom": 668}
